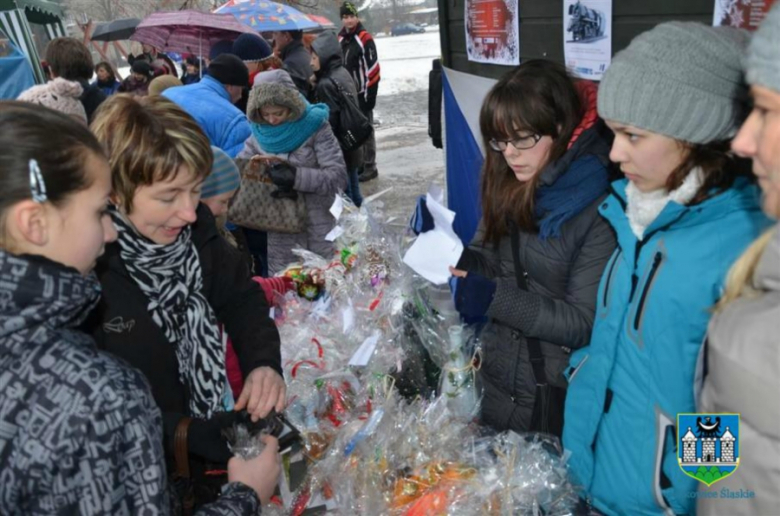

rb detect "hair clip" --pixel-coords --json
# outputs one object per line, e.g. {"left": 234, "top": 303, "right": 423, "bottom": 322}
{"left": 29, "top": 159, "right": 47, "bottom": 203}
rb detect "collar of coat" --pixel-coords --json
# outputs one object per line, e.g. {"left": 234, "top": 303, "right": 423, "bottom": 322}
{"left": 603, "top": 175, "right": 762, "bottom": 237}
{"left": 0, "top": 251, "right": 101, "bottom": 341}
{"left": 755, "top": 224, "right": 780, "bottom": 292}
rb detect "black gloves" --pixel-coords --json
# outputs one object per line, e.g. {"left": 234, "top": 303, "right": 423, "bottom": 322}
{"left": 268, "top": 162, "right": 296, "bottom": 190}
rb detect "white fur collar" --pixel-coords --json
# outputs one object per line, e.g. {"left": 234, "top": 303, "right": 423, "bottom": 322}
{"left": 626, "top": 168, "right": 702, "bottom": 239}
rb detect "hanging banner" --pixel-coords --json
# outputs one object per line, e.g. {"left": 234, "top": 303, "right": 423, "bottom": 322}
{"left": 713, "top": 0, "right": 778, "bottom": 29}
{"left": 465, "top": 0, "right": 519, "bottom": 66}
{"left": 563, "top": 0, "right": 612, "bottom": 81}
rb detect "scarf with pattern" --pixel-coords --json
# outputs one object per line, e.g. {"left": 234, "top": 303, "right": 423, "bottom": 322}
{"left": 111, "top": 211, "right": 229, "bottom": 417}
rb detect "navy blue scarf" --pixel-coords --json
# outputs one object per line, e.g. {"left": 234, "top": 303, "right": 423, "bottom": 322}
{"left": 534, "top": 154, "right": 610, "bottom": 239}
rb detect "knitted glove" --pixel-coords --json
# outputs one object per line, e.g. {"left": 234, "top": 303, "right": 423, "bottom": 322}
{"left": 409, "top": 195, "right": 435, "bottom": 235}
{"left": 449, "top": 272, "right": 496, "bottom": 319}
{"left": 268, "top": 162, "right": 296, "bottom": 189}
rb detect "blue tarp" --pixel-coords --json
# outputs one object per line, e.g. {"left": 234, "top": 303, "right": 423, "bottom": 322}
{"left": 0, "top": 36, "right": 35, "bottom": 99}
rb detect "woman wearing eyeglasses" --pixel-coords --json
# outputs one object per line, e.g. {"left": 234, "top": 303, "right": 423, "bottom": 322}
{"left": 444, "top": 60, "right": 617, "bottom": 434}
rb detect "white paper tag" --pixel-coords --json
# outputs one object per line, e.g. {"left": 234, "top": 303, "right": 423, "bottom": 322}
{"left": 342, "top": 301, "right": 355, "bottom": 334}
{"left": 325, "top": 225, "right": 345, "bottom": 242}
{"left": 402, "top": 186, "right": 464, "bottom": 285}
{"left": 330, "top": 195, "right": 344, "bottom": 220}
{"left": 348, "top": 331, "right": 381, "bottom": 367}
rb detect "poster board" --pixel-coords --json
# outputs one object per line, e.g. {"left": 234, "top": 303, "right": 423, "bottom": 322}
{"left": 563, "top": 0, "right": 612, "bottom": 81}
{"left": 714, "top": 0, "right": 778, "bottom": 29}
{"left": 465, "top": 0, "right": 520, "bottom": 65}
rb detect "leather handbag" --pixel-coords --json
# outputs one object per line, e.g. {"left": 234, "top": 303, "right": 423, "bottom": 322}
{"left": 172, "top": 417, "right": 195, "bottom": 516}
{"left": 171, "top": 417, "right": 230, "bottom": 516}
{"left": 510, "top": 225, "right": 566, "bottom": 437}
{"left": 228, "top": 156, "right": 307, "bottom": 234}
{"left": 329, "top": 78, "right": 373, "bottom": 152}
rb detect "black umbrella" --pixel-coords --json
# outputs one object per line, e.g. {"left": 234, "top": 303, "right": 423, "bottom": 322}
{"left": 91, "top": 18, "right": 141, "bottom": 42}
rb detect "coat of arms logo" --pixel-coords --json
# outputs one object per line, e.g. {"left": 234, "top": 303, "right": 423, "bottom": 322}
{"left": 677, "top": 413, "right": 740, "bottom": 486}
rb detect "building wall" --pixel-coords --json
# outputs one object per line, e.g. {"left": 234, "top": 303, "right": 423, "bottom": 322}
{"left": 437, "top": 0, "right": 715, "bottom": 79}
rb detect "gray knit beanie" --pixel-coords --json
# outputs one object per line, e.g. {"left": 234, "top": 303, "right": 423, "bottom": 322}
{"left": 598, "top": 22, "right": 750, "bottom": 144}
{"left": 745, "top": 3, "right": 780, "bottom": 93}
{"left": 247, "top": 69, "right": 306, "bottom": 124}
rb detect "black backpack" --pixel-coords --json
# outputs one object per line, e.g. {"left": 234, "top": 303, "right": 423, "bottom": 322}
{"left": 327, "top": 77, "right": 373, "bottom": 152}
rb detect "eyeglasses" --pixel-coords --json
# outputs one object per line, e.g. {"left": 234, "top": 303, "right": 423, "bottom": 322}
{"left": 488, "top": 134, "right": 542, "bottom": 152}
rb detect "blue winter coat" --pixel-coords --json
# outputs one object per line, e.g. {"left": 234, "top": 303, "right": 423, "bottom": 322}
{"left": 93, "top": 78, "right": 120, "bottom": 96}
{"left": 163, "top": 75, "right": 250, "bottom": 158}
{"left": 563, "top": 177, "right": 771, "bottom": 516}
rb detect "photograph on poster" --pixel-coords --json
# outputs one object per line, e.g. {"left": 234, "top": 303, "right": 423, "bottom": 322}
{"left": 464, "top": 0, "right": 519, "bottom": 65}
{"left": 563, "top": 0, "right": 612, "bottom": 81}
{"left": 713, "top": 0, "right": 778, "bottom": 29}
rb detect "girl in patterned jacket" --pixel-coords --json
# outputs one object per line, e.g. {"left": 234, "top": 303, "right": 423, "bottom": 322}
{"left": 0, "top": 101, "right": 279, "bottom": 514}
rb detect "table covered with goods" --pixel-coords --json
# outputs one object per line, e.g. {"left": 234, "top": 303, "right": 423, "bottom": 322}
{"left": 239, "top": 192, "right": 581, "bottom": 515}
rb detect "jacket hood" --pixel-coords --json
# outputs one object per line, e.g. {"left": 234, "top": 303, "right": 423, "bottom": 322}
{"left": 0, "top": 252, "right": 101, "bottom": 341}
{"left": 312, "top": 32, "right": 344, "bottom": 73}
{"left": 755, "top": 224, "right": 780, "bottom": 291}
{"left": 248, "top": 69, "right": 306, "bottom": 124}
{"left": 537, "top": 81, "right": 611, "bottom": 187}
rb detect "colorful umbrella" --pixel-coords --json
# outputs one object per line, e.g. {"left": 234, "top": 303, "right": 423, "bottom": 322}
{"left": 306, "top": 14, "right": 336, "bottom": 31}
{"left": 214, "top": 0, "right": 320, "bottom": 32}
{"left": 131, "top": 10, "right": 255, "bottom": 56}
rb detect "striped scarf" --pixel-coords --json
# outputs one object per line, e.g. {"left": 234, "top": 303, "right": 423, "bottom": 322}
{"left": 111, "top": 211, "right": 231, "bottom": 418}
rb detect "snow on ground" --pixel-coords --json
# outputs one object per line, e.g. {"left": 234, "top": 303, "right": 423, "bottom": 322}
{"left": 374, "top": 30, "right": 441, "bottom": 96}
{"left": 361, "top": 28, "right": 446, "bottom": 222}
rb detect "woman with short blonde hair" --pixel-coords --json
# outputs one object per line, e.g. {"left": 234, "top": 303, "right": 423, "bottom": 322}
{"left": 89, "top": 94, "right": 284, "bottom": 510}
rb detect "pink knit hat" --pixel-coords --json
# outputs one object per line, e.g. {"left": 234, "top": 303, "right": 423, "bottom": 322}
{"left": 17, "top": 78, "right": 87, "bottom": 124}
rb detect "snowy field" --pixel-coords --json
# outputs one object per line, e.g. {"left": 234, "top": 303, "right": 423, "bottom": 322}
{"left": 374, "top": 29, "right": 441, "bottom": 96}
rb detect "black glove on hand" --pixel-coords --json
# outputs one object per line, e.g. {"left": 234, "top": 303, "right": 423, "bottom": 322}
{"left": 187, "top": 412, "right": 238, "bottom": 464}
{"left": 268, "top": 162, "right": 297, "bottom": 189}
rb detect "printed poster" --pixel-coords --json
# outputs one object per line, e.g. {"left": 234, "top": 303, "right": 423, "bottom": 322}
{"left": 714, "top": 0, "right": 778, "bottom": 29}
{"left": 563, "top": 0, "right": 612, "bottom": 81}
{"left": 465, "top": 0, "right": 519, "bottom": 65}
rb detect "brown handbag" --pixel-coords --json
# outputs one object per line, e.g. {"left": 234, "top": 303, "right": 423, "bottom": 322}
{"left": 173, "top": 417, "right": 195, "bottom": 516}
{"left": 228, "top": 156, "right": 308, "bottom": 234}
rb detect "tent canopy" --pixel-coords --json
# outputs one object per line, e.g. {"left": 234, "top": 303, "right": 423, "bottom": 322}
{"left": 0, "top": 0, "right": 63, "bottom": 24}
{"left": 0, "top": 0, "right": 65, "bottom": 83}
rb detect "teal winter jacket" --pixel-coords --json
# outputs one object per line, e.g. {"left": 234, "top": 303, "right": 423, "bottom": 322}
{"left": 562, "top": 176, "right": 770, "bottom": 516}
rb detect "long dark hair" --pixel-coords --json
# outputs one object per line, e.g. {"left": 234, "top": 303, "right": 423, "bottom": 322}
{"left": 665, "top": 140, "right": 749, "bottom": 205}
{"left": 479, "top": 60, "right": 583, "bottom": 244}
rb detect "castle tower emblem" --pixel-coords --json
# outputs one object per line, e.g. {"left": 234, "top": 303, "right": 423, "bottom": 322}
{"left": 677, "top": 413, "right": 740, "bottom": 486}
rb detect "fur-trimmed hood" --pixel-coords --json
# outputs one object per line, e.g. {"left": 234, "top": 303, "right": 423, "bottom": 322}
{"left": 247, "top": 69, "right": 306, "bottom": 124}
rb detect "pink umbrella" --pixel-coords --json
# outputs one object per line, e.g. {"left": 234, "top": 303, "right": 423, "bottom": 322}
{"left": 131, "top": 10, "right": 255, "bottom": 56}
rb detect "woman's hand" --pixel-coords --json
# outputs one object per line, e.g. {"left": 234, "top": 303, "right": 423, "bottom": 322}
{"left": 227, "top": 434, "right": 281, "bottom": 504}
{"left": 449, "top": 266, "right": 468, "bottom": 278}
{"left": 234, "top": 367, "right": 286, "bottom": 421}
